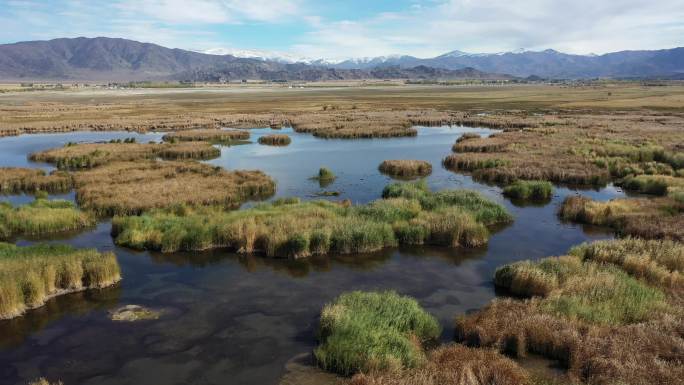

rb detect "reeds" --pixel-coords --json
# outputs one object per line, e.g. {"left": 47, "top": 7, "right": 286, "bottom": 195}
{"left": 0, "top": 198, "right": 94, "bottom": 239}
{"left": 74, "top": 161, "right": 276, "bottom": 216}
{"left": 257, "top": 134, "right": 291, "bottom": 146}
{"left": 0, "top": 242, "right": 120, "bottom": 319}
{"left": 0, "top": 168, "right": 73, "bottom": 194}
{"left": 162, "top": 129, "right": 250, "bottom": 143}
{"left": 112, "top": 182, "right": 510, "bottom": 255}
{"left": 29, "top": 142, "right": 220, "bottom": 169}
{"left": 455, "top": 239, "right": 684, "bottom": 385}
{"left": 452, "top": 137, "right": 508, "bottom": 153}
{"left": 502, "top": 180, "right": 553, "bottom": 201}
{"left": 559, "top": 195, "right": 683, "bottom": 241}
{"left": 349, "top": 344, "right": 530, "bottom": 385}
{"left": 379, "top": 160, "right": 432, "bottom": 178}
{"left": 314, "top": 290, "right": 441, "bottom": 376}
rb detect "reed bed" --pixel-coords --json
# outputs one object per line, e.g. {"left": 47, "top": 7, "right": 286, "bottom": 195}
{"left": 452, "top": 136, "right": 508, "bottom": 153}
{"left": 257, "top": 134, "right": 291, "bottom": 146}
{"left": 502, "top": 180, "right": 553, "bottom": 201}
{"left": 455, "top": 238, "right": 684, "bottom": 385}
{"left": 349, "top": 344, "right": 531, "bottom": 385}
{"left": 379, "top": 160, "right": 432, "bottom": 178}
{"left": 314, "top": 290, "right": 441, "bottom": 376}
{"left": 559, "top": 195, "right": 684, "bottom": 241}
{"left": 112, "top": 181, "right": 511, "bottom": 255}
{"left": 0, "top": 198, "right": 94, "bottom": 239}
{"left": 0, "top": 168, "right": 73, "bottom": 194}
{"left": 29, "top": 142, "right": 220, "bottom": 169}
{"left": 0, "top": 242, "right": 120, "bottom": 319}
{"left": 618, "top": 174, "right": 684, "bottom": 196}
{"left": 73, "top": 161, "right": 276, "bottom": 216}
{"left": 162, "top": 129, "right": 250, "bottom": 143}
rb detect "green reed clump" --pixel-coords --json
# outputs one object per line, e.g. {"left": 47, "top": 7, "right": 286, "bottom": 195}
{"left": 0, "top": 242, "right": 120, "bottom": 319}
{"left": 619, "top": 175, "right": 669, "bottom": 195}
{"left": 314, "top": 290, "right": 440, "bottom": 376}
{"left": 0, "top": 198, "right": 94, "bottom": 239}
{"left": 503, "top": 180, "right": 554, "bottom": 201}
{"left": 112, "top": 182, "right": 510, "bottom": 256}
{"left": 494, "top": 253, "right": 668, "bottom": 326}
{"left": 314, "top": 167, "right": 336, "bottom": 181}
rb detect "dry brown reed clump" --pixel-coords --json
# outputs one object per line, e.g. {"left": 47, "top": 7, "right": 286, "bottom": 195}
{"left": 73, "top": 160, "right": 275, "bottom": 215}
{"left": 452, "top": 136, "right": 509, "bottom": 153}
{"left": 560, "top": 195, "right": 684, "bottom": 241}
{"left": 455, "top": 238, "right": 684, "bottom": 385}
{"left": 349, "top": 344, "right": 531, "bottom": 385}
{"left": 0, "top": 243, "right": 120, "bottom": 320}
{"left": 30, "top": 142, "right": 220, "bottom": 169}
{"left": 162, "top": 129, "right": 250, "bottom": 142}
{"left": 258, "top": 134, "right": 292, "bottom": 146}
{"left": 290, "top": 111, "right": 419, "bottom": 139}
{"left": 0, "top": 168, "right": 73, "bottom": 194}
{"left": 379, "top": 160, "right": 432, "bottom": 178}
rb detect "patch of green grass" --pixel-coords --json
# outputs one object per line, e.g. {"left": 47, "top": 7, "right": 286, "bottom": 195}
{"left": 620, "top": 175, "right": 669, "bottom": 195}
{"left": 0, "top": 198, "right": 94, "bottom": 239}
{"left": 0, "top": 243, "right": 120, "bottom": 319}
{"left": 314, "top": 290, "right": 440, "bottom": 375}
{"left": 503, "top": 180, "right": 554, "bottom": 201}
{"left": 112, "top": 182, "right": 510, "bottom": 256}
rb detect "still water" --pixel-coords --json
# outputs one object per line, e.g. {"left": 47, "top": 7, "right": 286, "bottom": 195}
{"left": 0, "top": 127, "right": 623, "bottom": 385}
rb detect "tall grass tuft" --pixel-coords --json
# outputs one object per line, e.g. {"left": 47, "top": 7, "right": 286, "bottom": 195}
{"left": 503, "top": 180, "right": 554, "bottom": 201}
{"left": 0, "top": 198, "right": 94, "bottom": 239}
{"left": 314, "top": 290, "right": 440, "bottom": 376}
{"left": 0, "top": 243, "right": 120, "bottom": 319}
{"left": 378, "top": 160, "right": 432, "bottom": 178}
{"left": 258, "top": 134, "right": 291, "bottom": 146}
{"left": 0, "top": 168, "right": 73, "bottom": 194}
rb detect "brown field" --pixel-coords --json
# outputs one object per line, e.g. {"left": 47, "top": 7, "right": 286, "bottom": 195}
{"left": 72, "top": 160, "right": 275, "bottom": 215}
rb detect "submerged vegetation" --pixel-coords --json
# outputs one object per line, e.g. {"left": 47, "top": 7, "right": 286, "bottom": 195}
{"left": 378, "top": 160, "right": 432, "bottom": 178}
{"left": 314, "top": 290, "right": 441, "bottom": 375}
{"left": 0, "top": 243, "right": 120, "bottom": 319}
{"left": 29, "top": 141, "right": 220, "bottom": 169}
{"left": 0, "top": 198, "right": 94, "bottom": 239}
{"left": 258, "top": 134, "right": 291, "bottom": 146}
{"left": 559, "top": 195, "right": 683, "bottom": 241}
{"left": 112, "top": 181, "right": 511, "bottom": 255}
{"left": 0, "top": 168, "right": 73, "bottom": 194}
{"left": 74, "top": 161, "right": 276, "bottom": 215}
{"left": 455, "top": 238, "right": 684, "bottom": 385}
{"left": 502, "top": 180, "right": 553, "bottom": 201}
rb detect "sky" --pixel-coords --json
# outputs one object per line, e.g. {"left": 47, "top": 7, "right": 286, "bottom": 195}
{"left": 1, "top": 0, "right": 683, "bottom": 59}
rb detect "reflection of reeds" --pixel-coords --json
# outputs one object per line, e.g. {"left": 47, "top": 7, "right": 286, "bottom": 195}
{"left": 0, "top": 243, "right": 120, "bottom": 320}
{"left": 455, "top": 239, "right": 683, "bottom": 385}
{"left": 112, "top": 181, "right": 511, "bottom": 255}
{"left": 379, "top": 160, "right": 432, "bottom": 178}
{"left": 258, "top": 134, "right": 291, "bottom": 146}
{"left": 74, "top": 160, "right": 275, "bottom": 215}
{"left": 0, "top": 168, "right": 73, "bottom": 194}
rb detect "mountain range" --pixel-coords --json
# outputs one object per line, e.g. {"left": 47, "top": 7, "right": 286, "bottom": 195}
{"left": 0, "top": 37, "right": 682, "bottom": 81}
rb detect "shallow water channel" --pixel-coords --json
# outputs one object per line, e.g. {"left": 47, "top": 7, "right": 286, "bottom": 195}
{"left": 0, "top": 127, "right": 625, "bottom": 385}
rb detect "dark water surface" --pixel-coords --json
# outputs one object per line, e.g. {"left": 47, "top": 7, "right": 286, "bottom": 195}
{"left": 0, "top": 127, "right": 623, "bottom": 385}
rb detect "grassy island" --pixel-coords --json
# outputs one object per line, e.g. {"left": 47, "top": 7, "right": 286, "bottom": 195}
{"left": 0, "top": 198, "right": 94, "bottom": 239}
{"left": 378, "top": 160, "right": 432, "bottom": 178}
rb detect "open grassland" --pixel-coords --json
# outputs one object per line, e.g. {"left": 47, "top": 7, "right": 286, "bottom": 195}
{"left": 73, "top": 160, "right": 275, "bottom": 215}
{"left": 0, "top": 168, "right": 72, "bottom": 194}
{"left": 258, "top": 134, "right": 292, "bottom": 146}
{"left": 315, "top": 291, "right": 441, "bottom": 376}
{"left": 0, "top": 243, "right": 120, "bottom": 319}
{"left": 0, "top": 198, "right": 94, "bottom": 239}
{"left": 378, "top": 160, "right": 432, "bottom": 178}
{"left": 111, "top": 181, "right": 511, "bottom": 256}
{"left": 560, "top": 195, "right": 683, "bottom": 241}
{"left": 454, "top": 238, "right": 684, "bottom": 385}
{"left": 162, "top": 128, "right": 250, "bottom": 143}
{"left": 30, "top": 141, "right": 220, "bottom": 169}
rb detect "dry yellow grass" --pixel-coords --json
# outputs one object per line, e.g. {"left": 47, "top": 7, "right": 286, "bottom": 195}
{"left": 162, "top": 128, "right": 250, "bottom": 142}
{"left": 0, "top": 168, "right": 73, "bottom": 193}
{"left": 73, "top": 160, "right": 275, "bottom": 215}
{"left": 378, "top": 160, "right": 432, "bottom": 178}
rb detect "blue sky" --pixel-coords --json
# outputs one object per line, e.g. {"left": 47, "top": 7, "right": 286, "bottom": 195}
{"left": 1, "top": 0, "right": 683, "bottom": 59}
